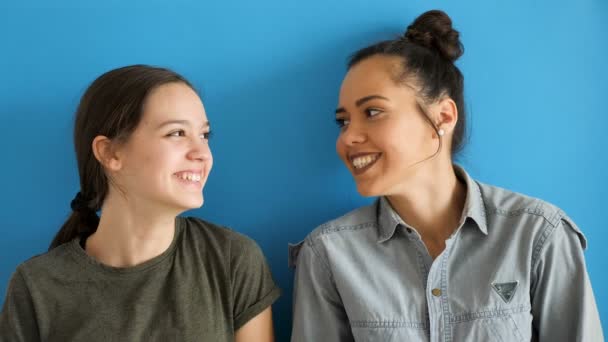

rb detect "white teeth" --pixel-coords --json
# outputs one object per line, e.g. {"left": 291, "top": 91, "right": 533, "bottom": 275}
{"left": 177, "top": 172, "right": 201, "bottom": 182}
{"left": 352, "top": 155, "right": 378, "bottom": 169}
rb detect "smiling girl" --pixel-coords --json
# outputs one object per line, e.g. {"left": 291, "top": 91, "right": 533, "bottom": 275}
{"left": 0, "top": 65, "right": 280, "bottom": 341}
{"left": 291, "top": 10, "right": 602, "bottom": 342}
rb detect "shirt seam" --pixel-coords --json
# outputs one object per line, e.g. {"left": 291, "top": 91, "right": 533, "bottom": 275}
{"left": 317, "top": 221, "right": 377, "bottom": 236}
{"left": 233, "top": 286, "right": 281, "bottom": 331}
{"left": 486, "top": 202, "right": 560, "bottom": 228}
{"left": 530, "top": 219, "right": 561, "bottom": 271}
{"left": 441, "top": 238, "right": 454, "bottom": 342}
{"left": 350, "top": 320, "right": 427, "bottom": 330}
{"left": 449, "top": 304, "right": 532, "bottom": 323}
{"left": 304, "top": 238, "right": 336, "bottom": 283}
{"left": 530, "top": 214, "right": 565, "bottom": 297}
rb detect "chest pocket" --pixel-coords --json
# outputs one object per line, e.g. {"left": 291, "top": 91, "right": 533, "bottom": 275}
{"left": 452, "top": 311, "right": 531, "bottom": 342}
{"left": 350, "top": 322, "right": 427, "bottom": 342}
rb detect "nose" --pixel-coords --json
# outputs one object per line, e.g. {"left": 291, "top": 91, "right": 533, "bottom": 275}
{"left": 339, "top": 121, "right": 367, "bottom": 146}
{"left": 186, "top": 136, "right": 212, "bottom": 161}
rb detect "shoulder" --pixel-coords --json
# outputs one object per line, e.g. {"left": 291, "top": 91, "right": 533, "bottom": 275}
{"left": 180, "top": 216, "right": 245, "bottom": 243}
{"left": 478, "top": 181, "right": 560, "bottom": 223}
{"left": 305, "top": 202, "right": 377, "bottom": 243}
{"left": 179, "top": 216, "right": 264, "bottom": 258}
{"left": 14, "top": 242, "right": 78, "bottom": 284}
{"left": 476, "top": 181, "right": 586, "bottom": 249}
{"left": 288, "top": 202, "right": 377, "bottom": 269}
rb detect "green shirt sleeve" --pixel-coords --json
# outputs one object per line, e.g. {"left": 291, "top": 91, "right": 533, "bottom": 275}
{"left": 229, "top": 234, "right": 281, "bottom": 331}
{"left": 0, "top": 268, "right": 41, "bottom": 342}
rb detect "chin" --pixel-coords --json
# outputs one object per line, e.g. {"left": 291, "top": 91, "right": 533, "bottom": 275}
{"left": 173, "top": 196, "right": 204, "bottom": 211}
{"left": 187, "top": 198, "right": 205, "bottom": 209}
{"left": 355, "top": 182, "right": 384, "bottom": 198}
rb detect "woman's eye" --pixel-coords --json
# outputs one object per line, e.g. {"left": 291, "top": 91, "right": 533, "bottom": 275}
{"left": 366, "top": 108, "right": 382, "bottom": 117}
{"left": 335, "top": 118, "right": 350, "bottom": 128}
{"left": 201, "top": 131, "right": 213, "bottom": 140}
{"left": 168, "top": 130, "right": 186, "bottom": 137}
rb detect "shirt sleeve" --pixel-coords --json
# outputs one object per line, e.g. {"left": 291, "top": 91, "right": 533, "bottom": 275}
{"left": 291, "top": 239, "right": 354, "bottom": 342}
{"left": 0, "top": 267, "right": 40, "bottom": 342}
{"left": 229, "top": 233, "right": 281, "bottom": 331}
{"left": 530, "top": 215, "right": 604, "bottom": 341}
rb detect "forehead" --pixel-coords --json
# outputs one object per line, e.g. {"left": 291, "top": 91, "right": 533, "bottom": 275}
{"left": 340, "top": 55, "right": 406, "bottom": 97}
{"left": 142, "top": 82, "right": 206, "bottom": 123}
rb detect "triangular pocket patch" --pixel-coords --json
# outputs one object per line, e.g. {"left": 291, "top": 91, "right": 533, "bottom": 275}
{"left": 491, "top": 281, "right": 518, "bottom": 303}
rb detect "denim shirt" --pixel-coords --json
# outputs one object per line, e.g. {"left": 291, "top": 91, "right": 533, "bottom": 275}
{"left": 290, "top": 166, "right": 603, "bottom": 342}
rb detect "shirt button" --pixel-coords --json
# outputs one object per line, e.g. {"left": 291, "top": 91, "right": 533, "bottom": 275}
{"left": 431, "top": 288, "right": 442, "bottom": 297}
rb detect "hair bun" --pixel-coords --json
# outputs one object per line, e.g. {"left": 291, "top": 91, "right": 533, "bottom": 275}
{"left": 404, "top": 10, "right": 463, "bottom": 62}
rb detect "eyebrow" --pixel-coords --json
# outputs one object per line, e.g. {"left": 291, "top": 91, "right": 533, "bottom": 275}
{"left": 335, "top": 95, "right": 390, "bottom": 114}
{"left": 157, "top": 119, "right": 210, "bottom": 129}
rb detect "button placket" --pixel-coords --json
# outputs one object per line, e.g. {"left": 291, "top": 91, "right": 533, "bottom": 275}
{"left": 427, "top": 253, "right": 445, "bottom": 342}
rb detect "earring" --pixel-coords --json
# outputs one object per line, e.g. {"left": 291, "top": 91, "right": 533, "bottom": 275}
{"left": 438, "top": 129, "right": 445, "bottom": 136}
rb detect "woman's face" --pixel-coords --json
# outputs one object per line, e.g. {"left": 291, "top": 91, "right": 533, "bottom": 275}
{"left": 112, "top": 82, "right": 213, "bottom": 213}
{"left": 336, "top": 55, "right": 442, "bottom": 197}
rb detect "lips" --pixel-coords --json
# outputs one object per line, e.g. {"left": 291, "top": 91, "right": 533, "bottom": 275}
{"left": 348, "top": 152, "right": 381, "bottom": 175}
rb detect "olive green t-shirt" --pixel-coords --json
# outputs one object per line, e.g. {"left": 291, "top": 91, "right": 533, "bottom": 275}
{"left": 0, "top": 217, "right": 281, "bottom": 341}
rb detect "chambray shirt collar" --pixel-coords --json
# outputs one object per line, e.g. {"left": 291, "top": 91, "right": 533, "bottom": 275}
{"left": 454, "top": 164, "right": 488, "bottom": 235}
{"left": 376, "top": 197, "right": 403, "bottom": 243}
{"left": 376, "top": 164, "right": 488, "bottom": 243}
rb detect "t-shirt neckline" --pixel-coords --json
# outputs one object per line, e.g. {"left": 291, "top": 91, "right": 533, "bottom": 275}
{"left": 68, "top": 217, "right": 184, "bottom": 275}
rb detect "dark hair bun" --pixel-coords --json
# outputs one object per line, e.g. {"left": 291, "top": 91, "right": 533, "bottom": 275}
{"left": 404, "top": 10, "right": 463, "bottom": 62}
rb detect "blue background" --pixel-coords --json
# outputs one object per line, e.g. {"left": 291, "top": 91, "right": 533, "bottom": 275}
{"left": 1, "top": 1, "right": 606, "bottom": 339}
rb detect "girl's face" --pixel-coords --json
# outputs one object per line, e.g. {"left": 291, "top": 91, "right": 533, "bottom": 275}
{"left": 336, "top": 55, "right": 443, "bottom": 197}
{"left": 112, "top": 82, "right": 213, "bottom": 213}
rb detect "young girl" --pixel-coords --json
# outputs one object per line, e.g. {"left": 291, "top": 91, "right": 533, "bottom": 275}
{"left": 0, "top": 65, "right": 280, "bottom": 341}
{"left": 290, "top": 10, "right": 603, "bottom": 342}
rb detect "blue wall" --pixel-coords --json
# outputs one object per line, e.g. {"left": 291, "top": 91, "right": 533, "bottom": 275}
{"left": 1, "top": 1, "right": 606, "bottom": 339}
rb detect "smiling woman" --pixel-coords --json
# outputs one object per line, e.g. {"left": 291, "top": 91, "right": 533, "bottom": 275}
{"left": 290, "top": 10, "right": 603, "bottom": 342}
{"left": 0, "top": 65, "right": 280, "bottom": 341}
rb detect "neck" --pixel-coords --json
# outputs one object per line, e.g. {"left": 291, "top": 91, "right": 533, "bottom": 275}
{"left": 85, "top": 191, "right": 178, "bottom": 268}
{"left": 386, "top": 161, "right": 466, "bottom": 242}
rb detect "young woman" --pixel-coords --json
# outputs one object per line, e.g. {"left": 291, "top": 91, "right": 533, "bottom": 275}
{"left": 0, "top": 65, "right": 280, "bottom": 341}
{"left": 290, "top": 10, "right": 603, "bottom": 342}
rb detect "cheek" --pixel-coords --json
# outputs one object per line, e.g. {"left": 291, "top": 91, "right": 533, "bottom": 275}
{"left": 136, "top": 146, "right": 178, "bottom": 176}
{"left": 207, "top": 154, "right": 214, "bottom": 173}
{"left": 335, "top": 137, "right": 348, "bottom": 163}
{"left": 123, "top": 152, "right": 151, "bottom": 174}
{"left": 381, "top": 125, "right": 429, "bottom": 162}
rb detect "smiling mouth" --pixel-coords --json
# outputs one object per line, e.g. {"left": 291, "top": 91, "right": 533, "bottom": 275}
{"left": 174, "top": 171, "right": 202, "bottom": 183}
{"left": 350, "top": 153, "right": 381, "bottom": 175}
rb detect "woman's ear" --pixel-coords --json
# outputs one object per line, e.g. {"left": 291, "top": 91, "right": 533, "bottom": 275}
{"left": 435, "top": 97, "right": 458, "bottom": 132}
{"left": 91, "top": 135, "right": 122, "bottom": 172}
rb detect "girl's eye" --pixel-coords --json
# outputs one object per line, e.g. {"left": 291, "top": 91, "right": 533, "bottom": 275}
{"left": 201, "top": 131, "right": 213, "bottom": 140}
{"left": 168, "top": 130, "right": 186, "bottom": 137}
{"left": 366, "top": 108, "right": 382, "bottom": 117}
{"left": 335, "top": 118, "right": 350, "bottom": 128}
